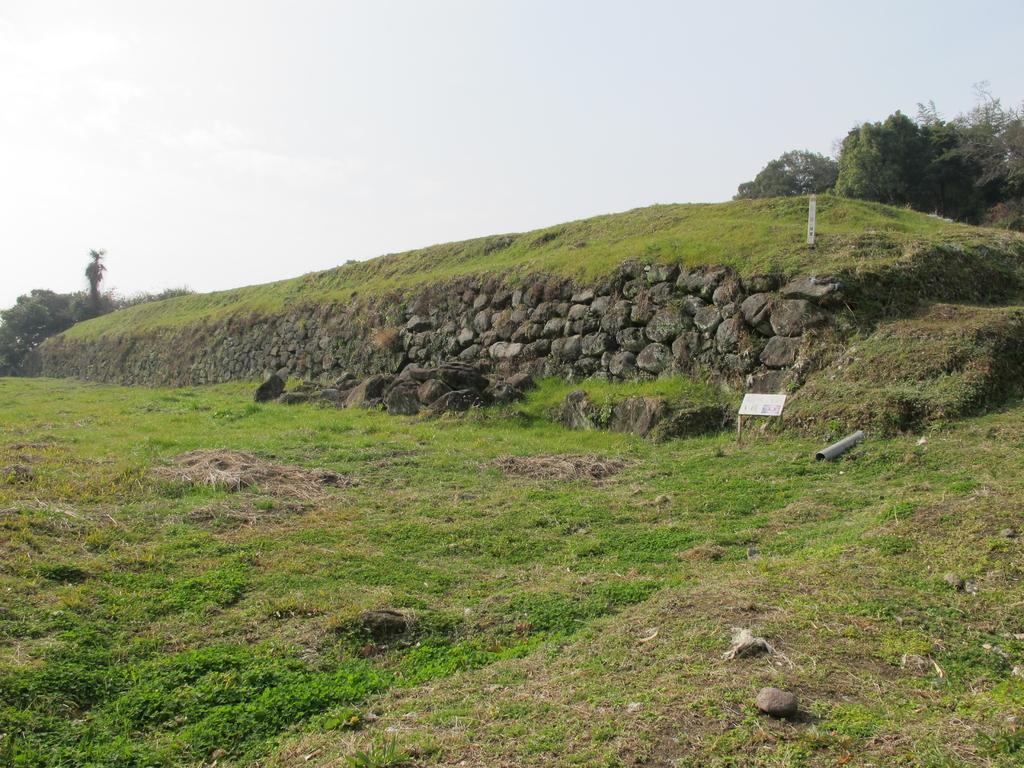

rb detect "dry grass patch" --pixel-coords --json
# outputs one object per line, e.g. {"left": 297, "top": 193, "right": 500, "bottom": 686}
{"left": 490, "top": 454, "right": 628, "bottom": 481}
{"left": 152, "top": 449, "right": 354, "bottom": 500}
{"left": 183, "top": 499, "right": 314, "bottom": 527}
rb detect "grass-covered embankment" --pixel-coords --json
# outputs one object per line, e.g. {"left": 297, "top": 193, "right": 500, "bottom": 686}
{"left": 58, "top": 197, "right": 1024, "bottom": 341}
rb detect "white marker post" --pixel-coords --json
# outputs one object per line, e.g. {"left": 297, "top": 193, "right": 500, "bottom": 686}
{"left": 807, "top": 194, "right": 817, "bottom": 248}
{"left": 737, "top": 393, "right": 788, "bottom": 442}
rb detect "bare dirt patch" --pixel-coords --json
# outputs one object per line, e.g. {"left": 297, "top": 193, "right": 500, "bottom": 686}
{"left": 152, "top": 450, "right": 353, "bottom": 500}
{"left": 490, "top": 454, "right": 628, "bottom": 481}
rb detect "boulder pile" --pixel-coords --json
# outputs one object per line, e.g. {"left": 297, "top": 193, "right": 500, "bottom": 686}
{"left": 42, "top": 261, "right": 845, "bottom": 389}
{"left": 256, "top": 361, "right": 534, "bottom": 417}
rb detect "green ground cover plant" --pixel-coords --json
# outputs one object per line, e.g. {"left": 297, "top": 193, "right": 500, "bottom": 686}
{"left": 1, "top": 376, "right": 1022, "bottom": 766}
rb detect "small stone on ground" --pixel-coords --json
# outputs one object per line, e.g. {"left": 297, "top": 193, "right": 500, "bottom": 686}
{"left": 755, "top": 687, "right": 798, "bottom": 718}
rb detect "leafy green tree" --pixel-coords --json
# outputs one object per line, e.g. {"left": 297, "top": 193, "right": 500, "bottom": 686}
{"left": 735, "top": 150, "right": 838, "bottom": 199}
{"left": 0, "top": 290, "right": 82, "bottom": 374}
{"left": 915, "top": 103, "right": 986, "bottom": 220}
{"left": 957, "top": 88, "right": 1024, "bottom": 203}
{"left": 835, "top": 111, "right": 932, "bottom": 207}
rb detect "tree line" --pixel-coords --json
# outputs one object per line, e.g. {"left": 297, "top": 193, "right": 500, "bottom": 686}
{"left": 0, "top": 251, "right": 191, "bottom": 375}
{"left": 735, "top": 86, "right": 1024, "bottom": 230}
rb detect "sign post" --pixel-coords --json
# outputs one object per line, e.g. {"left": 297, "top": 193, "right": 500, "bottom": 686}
{"left": 737, "top": 393, "right": 788, "bottom": 442}
{"left": 807, "top": 194, "right": 817, "bottom": 248}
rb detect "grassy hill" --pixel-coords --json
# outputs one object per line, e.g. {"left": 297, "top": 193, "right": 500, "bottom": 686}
{"left": 61, "top": 197, "right": 1024, "bottom": 339}
{"left": 2, "top": 376, "right": 1023, "bottom": 766}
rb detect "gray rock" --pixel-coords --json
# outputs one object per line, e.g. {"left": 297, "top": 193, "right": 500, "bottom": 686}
{"left": 747, "top": 369, "right": 789, "bottom": 394}
{"left": 512, "top": 322, "right": 542, "bottom": 343}
{"left": 671, "top": 333, "right": 697, "bottom": 368}
{"left": 616, "top": 327, "right": 648, "bottom": 353}
{"left": 681, "top": 295, "right": 706, "bottom": 316}
{"left": 429, "top": 389, "right": 481, "bottom": 414}
{"left": 458, "top": 344, "right": 482, "bottom": 361}
{"left": 315, "top": 388, "right": 344, "bottom": 405}
{"left": 646, "top": 263, "right": 680, "bottom": 284}
{"left": 567, "top": 303, "right": 589, "bottom": 321}
{"left": 488, "top": 341, "right": 523, "bottom": 361}
{"left": 943, "top": 572, "right": 965, "bottom": 590}
{"left": 760, "top": 336, "right": 800, "bottom": 368}
{"left": 437, "top": 361, "right": 488, "bottom": 391}
{"left": 397, "top": 365, "right": 435, "bottom": 382}
{"left": 715, "top": 317, "right": 745, "bottom": 352}
{"left": 532, "top": 301, "right": 559, "bottom": 323}
{"left": 492, "top": 312, "right": 516, "bottom": 340}
{"left": 333, "top": 372, "right": 356, "bottom": 387}
{"left": 570, "top": 288, "right": 595, "bottom": 304}
{"left": 740, "top": 293, "right": 774, "bottom": 334}
{"left": 637, "top": 343, "right": 671, "bottom": 374}
{"left": 558, "top": 390, "right": 599, "bottom": 430}
{"left": 278, "top": 391, "right": 310, "bottom": 405}
{"left": 608, "top": 350, "right": 637, "bottom": 377}
{"left": 743, "top": 273, "right": 782, "bottom": 293}
{"left": 581, "top": 332, "right": 615, "bottom": 357}
{"left": 542, "top": 318, "right": 566, "bottom": 337}
{"left": 472, "top": 293, "right": 490, "bottom": 310}
{"left": 576, "top": 315, "right": 600, "bottom": 335}
{"left": 386, "top": 385, "right": 421, "bottom": 416}
{"left": 472, "top": 310, "right": 491, "bottom": 333}
{"left": 456, "top": 327, "right": 476, "bottom": 346}
{"left": 573, "top": 356, "right": 601, "bottom": 377}
{"left": 551, "top": 335, "right": 583, "bottom": 361}
{"left": 755, "top": 687, "right": 798, "bottom": 719}
{"left": 630, "top": 302, "right": 655, "bottom": 325}
{"left": 344, "top": 374, "right": 394, "bottom": 408}
{"left": 681, "top": 266, "right": 729, "bottom": 299}
{"left": 618, "top": 260, "right": 644, "bottom": 280}
{"left": 417, "top": 378, "right": 451, "bottom": 404}
{"left": 648, "top": 281, "right": 675, "bottom": 303}
{"left": 507, "top": 372, "right": 536, "bottom": 391}
{"left": 712, "top": 282, "right": 741, "bottom": 306}
{"left": 694, "top": 305, "right": 723, "bottom": 334}
{"left": 254, "top": 373, "right": 285, "bottom": 402}
{"left": 622, "top": 279, "right": 645, "bottom": 299}
{"left": 600, "top": 301, "right": 634, "bottom": 333}
{"left": 405, "top": 315, "right": 433, "bottom": 332}
{"left": 781, "top": 275, "right": 845, "bottom": 305}
{"left": 1000, "top": 528, "right": 1018, "bottom": 539}
{"left": 521, "top": 339, "right": 551, "bottom": 359}
{"left": 646, "top": 307, "right": 689, "bottom": 343}
{"left": 609, "top": 396, "right": 667, "bottom": 437}
{"left": 487, "top": 382, "right": 523, "bottom": 404}
{"left": 590, "top": 295, "right": 612, "bottom": 316}
{"left": 770, "top": 299, "right": 828, "bottom": 337}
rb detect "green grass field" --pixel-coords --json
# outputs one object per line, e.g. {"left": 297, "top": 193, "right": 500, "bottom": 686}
{"left": 2, "top": 376, "right": 1023, "bottom": 767}
{"left": 59, "top": 197, "right": 1024, "bottom": 340}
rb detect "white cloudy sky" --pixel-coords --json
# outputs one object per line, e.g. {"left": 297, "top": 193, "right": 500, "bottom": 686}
{"left": 2, "top": 0, "right": 1022, "bottom": 309}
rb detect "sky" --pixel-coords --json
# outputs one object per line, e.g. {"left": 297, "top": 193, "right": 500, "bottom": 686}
{"left": 2, "top": 0, "right": 1023, "bottom": 309}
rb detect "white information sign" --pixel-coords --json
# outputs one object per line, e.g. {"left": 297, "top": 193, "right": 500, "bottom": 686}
{"left": 807, "top": 194, "right": 817, "bottom": 246}
{"left": 739, "top": 393, "right": 788, "bottom": 417}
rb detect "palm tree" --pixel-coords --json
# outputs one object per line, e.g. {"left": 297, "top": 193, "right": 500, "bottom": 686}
{"left": 85, "top": 249, "right": 107, "bottom": 311}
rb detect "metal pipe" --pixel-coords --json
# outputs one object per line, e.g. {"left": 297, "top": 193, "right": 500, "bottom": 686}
{"left": 816, "top": 430, "right": 865, "bottom": 461}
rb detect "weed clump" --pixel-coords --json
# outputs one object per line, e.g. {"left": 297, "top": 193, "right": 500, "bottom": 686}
{"left": 151, "top": 450, "right": 353, "bottom": 499}
{"left": 490, "top": 454, "right": 628, "bottom": 481}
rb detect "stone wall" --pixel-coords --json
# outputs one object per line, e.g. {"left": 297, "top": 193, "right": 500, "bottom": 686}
{"left": 36, "top": 261, "right": 845, "bottom": 391}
